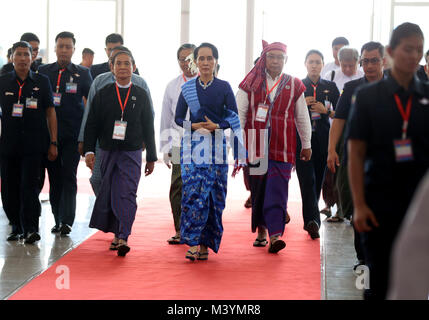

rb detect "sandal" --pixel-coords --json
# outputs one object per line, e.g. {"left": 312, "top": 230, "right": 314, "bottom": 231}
{"left": 117, "top": 240, "right": 130, "bottom": 257}
{"left": 268, "top": 239, "right": 286, "bottom": 253}
{"left": 167, "top": 235, "right": 181, "bottom": 245}
{"left": 326, "top": 216, "right": 344, "bottom": 223}
{"left": 197, "top": 251, "right": 209, "bottom": 261}
{"left": 185, "top": 249, "right": 199, "bottom": 261}
{"left": 253, "top": 238, "right": 268, "bottom": 247}
{"left": 109, "top": 237, "right": 119, "bottom": 250}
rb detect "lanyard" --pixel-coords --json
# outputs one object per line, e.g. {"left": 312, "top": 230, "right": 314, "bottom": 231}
{"left": 115, "top": 82, "right": 132, "bottom": 121}
{"left": 182, "top": 74, "right": 187, "bottom": 83}
{"left": 56, "top": 68, "right": 66, "bottom": 93}
{"left": 265, "top": 74, "right": 283, "bottom": 104}
{"left": 16, "top": 79, "right": 26, "bottom": 103}
{"left": 394, "top": 94, "right": 413, "bottom": 140}
{"left": 311, "top": 84, "right": 318, "bottom": 99}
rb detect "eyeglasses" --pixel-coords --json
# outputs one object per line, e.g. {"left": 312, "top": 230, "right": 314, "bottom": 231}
{"left": 361, "top": 58, "right": 381, "bottom": 65}
{"left": 266, "top": 54, "right": 286, "bottom": 61}
{"left": 178, "top": 58, "right": 188, "bottom": 63}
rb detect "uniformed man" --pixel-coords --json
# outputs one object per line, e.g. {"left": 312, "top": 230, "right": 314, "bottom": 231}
{"left": 328, "top": 41, "right": 385, "bottom": 270}
{"left": 348, "top": 22, "right": 429, "bottom": 300}
{"left": 80, "top": 48, "right": 94, "bottom": 68}
{"left": 38, "top": 31, "right": 92, "bottom": 236}
{"left": 0, "top": 41, "right": 58, "bottom": 243}
{"left": 90, "top": 33, "right": 139, "bottom": 79}
{"left": 0, "top": 33, "right": 43, "bottom": 76}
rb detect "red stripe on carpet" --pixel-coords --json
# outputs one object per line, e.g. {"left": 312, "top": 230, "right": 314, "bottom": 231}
{"left": 9, "top": 198, "right": 320, "bottom": 300}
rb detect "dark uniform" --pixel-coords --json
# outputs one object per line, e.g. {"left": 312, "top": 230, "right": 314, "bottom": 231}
{"left": 334, "top": 77, "right": 372, "bottom": 263}
{"left": 0, "top": 58, "right": 43, "bottom": 76}
{"left": 347, "top": 71, "right": 429, "bottom": 299}
{"left": 0, "top": 70, "right": 54, "bottom": 237}
{"left": 296, "top": 77, "right": 339, "bottom": 229}
{"left": 90, "top": 61, "right": 139, "bottom": 80}
{"left": 38, "top": 62, "right": 92, "bottom": 230}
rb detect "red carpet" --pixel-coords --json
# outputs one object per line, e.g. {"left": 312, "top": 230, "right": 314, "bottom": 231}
{"left": 9, "top": 198, "right": 320, "bottom": 300}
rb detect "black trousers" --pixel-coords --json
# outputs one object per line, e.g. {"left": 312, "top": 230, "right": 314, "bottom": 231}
{"left": 45, "top": 139, "right": 80, "bottom": 227}
{"left": 1, "top": 153, "right": 42, "bottom": 235}
{"left": 295, "top": 147, "right": 326, "bottom": 227}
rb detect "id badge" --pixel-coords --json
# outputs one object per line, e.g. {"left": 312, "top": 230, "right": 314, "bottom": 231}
{"left": 26, "top": 97, "right": 38, "bottom": 109}
{"left": 311, "top": 112, "right": 321, "bottom": 120}
{"left": 325, "top": 100, "right": 331, "bottom": 110}
{"left": 53, "top": 93, "right": 62, "bottom": 106}
{"left": 66, "top": 82, "right": 77, "bottom": 94}
{"left": 113, "top": 120, "right": 127, "bottom": 140}
{"left": 12, "top": 103, "right": 24, "bottom": 117}
{"left": 394, "top": 139, "right": 413, "bottom": 162}
{"left": 256, "top": 104, "right": 269, "bottom": 122}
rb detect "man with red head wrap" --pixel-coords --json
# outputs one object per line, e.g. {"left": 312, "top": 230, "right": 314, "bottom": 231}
{"left": 236, "top": 41, "right": 312, "bottom": 253}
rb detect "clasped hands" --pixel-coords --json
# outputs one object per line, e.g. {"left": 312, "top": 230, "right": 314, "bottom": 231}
{"left": 305, "top": 96, "right": 328, "bottom": 114}
{"left": 191, "top": 116, "right": 219, "bottom": 133}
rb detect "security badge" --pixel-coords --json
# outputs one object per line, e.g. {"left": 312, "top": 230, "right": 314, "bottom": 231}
{"left": 394, "top": 139, "right": 413, "bottom": 162}
{"left": 12, "top": 103, "right": 24, "bottom": 117}
{"left": 26, "top": 97, "right": 38, "bottom": 109}
{"left": 113, "top": 120, "right": 127, "bottom": 140}
{"left": 256, "top": 103, "right": 269, "bottom": 122}
{"left": 53, "top": 93, "right": 62, "bottom": 106}
{"left": 66, "top": 76, "right": 77, "bottom": 94}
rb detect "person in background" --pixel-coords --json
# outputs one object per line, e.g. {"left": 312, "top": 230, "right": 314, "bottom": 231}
{"left": 80, "top": 48, "right": 94, "bottom": 68}
{"left": 90, "top": 33, "right": 139, "bottom": 79}
{"left": 160, "top": 43, "right": 197, "bottom": 245}
{"left": 321, "top": 37, "right": 349, "bottom": 77}
{"left": 348, "top": 22, "right": 429, "bottom": 300}
{"left": 1, "top": 33, "right": 43, "bottom": 76}
{"left": 298, "top": 49, "right": 339, "bottom": 239}
{"left": 84, "top": 49, "right": 156, "bottom": 257}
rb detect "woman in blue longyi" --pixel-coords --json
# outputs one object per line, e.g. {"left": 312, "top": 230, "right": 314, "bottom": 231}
{"left": 175, "top": 42, "right": 245, "bottom": 261}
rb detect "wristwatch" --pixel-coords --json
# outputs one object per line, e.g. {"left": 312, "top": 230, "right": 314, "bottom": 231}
{"left": 50, "top": 141, "right": 58, "bottom": 146}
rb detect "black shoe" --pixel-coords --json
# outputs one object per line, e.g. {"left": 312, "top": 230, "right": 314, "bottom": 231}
{"left": 268, "top": 239, "right": 286, "bottom": 253}
{"left": 51, "top": 225, "right": 61, "bottom": 233}
{"left": 6, "top": 232, "right": 23, "bottom": 241}
{"left": 117, "top": 244, "right": 130, "bottom": 257}
{"left": 305, "top": 221, "right": 320, "bottom": 240}
{"left": 60, "top": 224, "right": 72, "bottom": 235}
{"left": 25, "top": 232, "right": 41, "bottom": 244}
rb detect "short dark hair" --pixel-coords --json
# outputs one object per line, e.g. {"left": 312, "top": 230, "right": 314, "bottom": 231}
{"left": 361, "top": 41, "right": 384, "bottom": 57}
{"left": 20, "top": 32, "right": 40, "bottom": 43}
{"left": 7, "top": 47, "right": 13, "bottom": 59}
{"left": 194, "top": 42, "right": 219, "bottom": 60}
{"left": 55, "top": 31, "right": 76, "bottom": 45}
{"left": 425, "top": 49, "right": 429, "bottom": 62}
{"left": 105, "top": 33, "right": 124, "bottom": 46}
{"left": 332, "top": 37, "right": 349, "bottom": 47}
{"left": 177, "top": 43, "right": 196, "bottom": 60}
{"left": 389, "top": 22, "right": 424, "bottom": 50}
{"left": 305, "top": 49, "right": 324, "bottom": 63}
{"left": 82, "top": 48, "right": 94, "bottom": 55}
{"left": 12, "top": 41, "right": 33, "bottom": 55}
{"left": 111, "top": 50, "right": 135, "bottom": 66}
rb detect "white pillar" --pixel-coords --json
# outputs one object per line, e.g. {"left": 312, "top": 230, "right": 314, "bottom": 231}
{"left": 116, "top": 0, "right": 124, "bottom": 35}
{"left": 245, "top": 0, "right": 255, "bottom": 74}
{"left": 181, "top": 0, "right": 190, "bottom": 44}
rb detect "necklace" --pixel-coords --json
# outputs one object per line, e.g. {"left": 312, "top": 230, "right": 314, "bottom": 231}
{"left": 198, "top": 77, "right": 213, "bottom": 90}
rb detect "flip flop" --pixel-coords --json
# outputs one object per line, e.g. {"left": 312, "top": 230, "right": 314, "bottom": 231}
{"left": 167, "top": 235, "right": 181, "bottom": 245}
{"left": 197, "top": 252, "right": 209, "bottom": 261}
{"left": 253, "top": 238, "right": 268, "bottom": 247}
{"left": 109, "top": 242, "right": 119, "bottom": 250}
{"left": 185, "top": 249, "right": 198, "bottom": 261}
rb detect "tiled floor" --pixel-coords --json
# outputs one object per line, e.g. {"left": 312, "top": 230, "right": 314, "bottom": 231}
{"left": 0, "top": 162, "right": 363, "bottom": 300}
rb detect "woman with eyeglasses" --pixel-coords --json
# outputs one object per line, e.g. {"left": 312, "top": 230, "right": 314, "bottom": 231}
{"left": 175, "top": 42, "right": 245, "bottom": 261}
{"left": 297, "top": 50, "right": 340, "bottom": 239}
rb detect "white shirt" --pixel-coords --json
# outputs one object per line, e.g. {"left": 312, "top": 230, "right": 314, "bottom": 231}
{"left": 321, "top": 61, "right": 340, "bottom": 79}
{"left": 323, "top": 68, "right": 364, "bottom": 92}
{"left": 236, "top": 72, "right": 312, "bottom": 149}
{"left": 159, "top": 74, "right": 197, "bottom": 153}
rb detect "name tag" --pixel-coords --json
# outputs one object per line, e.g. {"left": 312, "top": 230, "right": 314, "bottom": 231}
{"left": 325, "top": 100, "right": 331, "bottom": 110}
{"left": 112, "top": 120, "right": 127, "bottom": 140}
{"left": 66, "top": 82, "right": 77, "bottom": 94}
{"left": 256, "top": 103, "right": 269, "bottom": 122}
{"left": 311, "top": 112, "right": 321, "bottom": 120}
{"left": 53, "top": 93, "right": 62, "bottom": 106}
{"left": 12, "top": 103, "right": 24, "bottom": 117}
{"left": 26, "top": 98, "right": 38, "bottom": 109}
{"left": 394, "top": 139, "right": 413, "bottom": 162}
